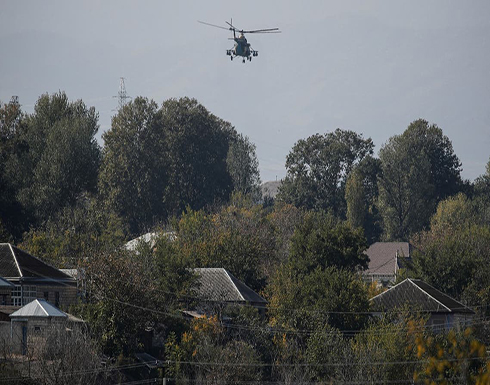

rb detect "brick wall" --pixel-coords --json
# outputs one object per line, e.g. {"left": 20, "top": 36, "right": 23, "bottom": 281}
{"left": 36, "top": 285, "right": 78, "bottom": 310}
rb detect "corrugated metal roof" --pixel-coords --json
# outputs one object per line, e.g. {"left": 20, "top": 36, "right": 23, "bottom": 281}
{"left": 0, "top": 244, "right": 21, "bottom": 277}
{"left": 0, "top": 243, "right": 72, "bottom": 280}
{"left": 193, "top": 268, "right": 267, "bottom": 304}
{"left": 10, "top": 299, "right": 67, "bottom": 318}
{"left": 370, "top": 278, "right": 474, "bottom": 314}
{"left": 365, "top": 242, "right": 411, "bottom": 276}
{"left": 60, "top": 269, "right": 78, "bottom": 278}
{"left": 125, "top": 231, "right": 177, "bottom": 252}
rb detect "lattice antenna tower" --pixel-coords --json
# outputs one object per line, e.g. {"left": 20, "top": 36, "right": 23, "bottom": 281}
{"left": 113, "top": 77, "right": 131, "bottom": 111}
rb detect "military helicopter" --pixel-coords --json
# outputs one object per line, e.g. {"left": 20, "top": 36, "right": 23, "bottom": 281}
{"left": 198, "top": 19, "right": 280, "bottom": 63}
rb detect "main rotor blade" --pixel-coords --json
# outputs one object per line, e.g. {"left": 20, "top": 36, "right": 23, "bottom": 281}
{"left": 198, "top": 20, "right": 231, "bottom": 31}
{"left": 244, "top": 28, "right": 281, "bottom": 34}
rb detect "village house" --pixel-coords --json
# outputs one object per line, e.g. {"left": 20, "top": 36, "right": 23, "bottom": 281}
{"left": 0, "top": 243, "right": 77, "bottom": 309}
{"left": 370, "top": 278, "right": 474, "bottom": 332}
{"left": 183, "top": 268, "right": 267, "bottom": 318}
{"left": 364, "top": 242, "right": 412, "bottom": 285}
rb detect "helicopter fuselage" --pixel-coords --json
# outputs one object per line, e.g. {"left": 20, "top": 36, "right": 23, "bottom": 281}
{"left": 234, "top": 37, "right": 250, "bottom": 57}
{"left": 227, "top": 33, "right": 258, "bottom": 62}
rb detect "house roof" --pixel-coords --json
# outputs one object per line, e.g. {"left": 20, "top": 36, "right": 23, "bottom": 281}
{"left": 365, "top": 242, "right": 411, "bottom": 276}
{"left": 370, "top": 278, "right": 474, "bottom": 314}
{"left": 261, "top": 180, "right": 282, "bottom": 199}
{"left": 0, "top": 276, "right": 14, "bottom": 287}
{"left": 10, "top": 299, "right": 67, "bottom": 318}
{"left": 0, "top": 243, "right": 72, "bottom": 281}
{"left": 124, "top": 231, "right": 176, "bottom": 252}
{"left": 193, "top": 268, "right": 267, "bottom": 304}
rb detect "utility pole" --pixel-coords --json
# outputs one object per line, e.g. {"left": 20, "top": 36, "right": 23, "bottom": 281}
{"left": 113, "top": 77, "right": 131, "bottom": 112}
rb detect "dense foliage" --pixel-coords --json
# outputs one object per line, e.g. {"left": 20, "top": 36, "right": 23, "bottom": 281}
{"left": 278, "top": 128, "right": 374, "bottom": 216}
{"left": 378, "top": 119, "right": 464, "bottom": 240}
{"left": 1, "top": 92, "right": 489, "bottom": 384}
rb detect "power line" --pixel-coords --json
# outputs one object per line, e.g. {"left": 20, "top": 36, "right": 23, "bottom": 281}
{"left": 16, "top": 263, "right": 490, "bottom": 338}
{"left": 100, "top": 294, "right": 490, "bottom": 337}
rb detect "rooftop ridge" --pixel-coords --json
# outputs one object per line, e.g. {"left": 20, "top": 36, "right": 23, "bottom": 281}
{"left": 369, "top": 277, "right": 407, "bottom": 302}
{"left": 409, "top": 279, "right": 452, "bottom": 312}
{"left": 223, "top": 269, "right": 246, "bottom": 302}
{"left": 8, "top": 243, "right": 23, "bottom": 277}
{"left": 36, "top": 299, "right": 50, "bottom": 316}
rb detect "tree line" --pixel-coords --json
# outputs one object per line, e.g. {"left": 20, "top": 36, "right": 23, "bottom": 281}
{"left": 1, "top": 91, "right": 490, "bottom": 384}
{"left": 1, "top": 91, "right": 489, "bottom": 245}
{"left": 0, "top": 92, "right": 261, "bottom": 243}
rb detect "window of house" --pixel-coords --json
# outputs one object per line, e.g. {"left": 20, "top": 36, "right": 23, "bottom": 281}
{"left": 23, "top": 286, "right": 37, "bottom": 305}
{"left": 12, "top": 286, "right": 22, "bottom": 306}
{"left": 1, "top": 294, "right": 6, "bottom": 306}
{"left": 11, "top": 285, "right": 37, "bottom": 306}
{"left": 55, "top": 291, "right": 60, "bottom": 307}
{"left": 44, "top": 291, "right": 49, "bottom": 301}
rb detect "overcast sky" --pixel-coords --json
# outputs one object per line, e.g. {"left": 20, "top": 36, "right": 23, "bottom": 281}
{"left": 1, "top": 1, "right": 489, "bottom": 182}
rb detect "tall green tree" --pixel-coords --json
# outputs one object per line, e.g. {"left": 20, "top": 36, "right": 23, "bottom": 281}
{"left": 378, "top": 119, "right": 463, "bottom": 240}
{"left": 1, "top": 92, "right": 100, "bottom": 229}
{"left": 226, "top": 133, "right": 261, "bottom": 200}
{"left": 160, "top": 97, "right": 233, "bottom": 216}
{"left": 98, "top": 97, "right": 166, "bottom": 234}
{"left": 345, "top": 169, "right": 366, "bottom": 230}
{"left": 378, "top": 134, "right": 433, "bottom": 240}
{"left": 0, "top": 98, "right": 28, "bottom": 239}
{"left": 346, "top": 156, "right": 383, "bottom": 243}
{"left": 278, "top": 129, "right": 374, "bottom": 216}
{"left": 403, "top": 119, "right": 463, "bottom": 201}
{"left": 99, "top": 97, "right": 243, "bottom": 234}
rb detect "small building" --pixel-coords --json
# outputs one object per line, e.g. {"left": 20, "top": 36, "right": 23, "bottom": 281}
{"left": 9, "top": 299, "right": 71, "bottom": 355}
{"left": 364, "top": 242, "right": 411, "bottom": 285}
{"left": 188, "top": 268, "right": 267, "bottom": 317}
{"left": 0, "top": 243, "right": 77, "bottom": 309}
{"left": 370, "top": 278, "right": 474, "bottom": 332}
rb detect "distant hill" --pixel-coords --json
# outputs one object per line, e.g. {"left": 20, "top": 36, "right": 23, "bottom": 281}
{"left": 261, "top": 180, "right": 282, "bottom": 199}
